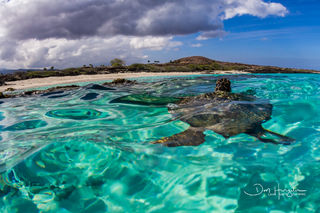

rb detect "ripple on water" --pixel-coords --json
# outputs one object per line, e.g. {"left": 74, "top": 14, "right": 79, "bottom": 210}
{"left": 4, "top": 120, "right": 48, "bottom": 131}
{"left": 46, "top": 109, "right": 108, "bottom": 120}
{"left": 1, "top": 140, "right": 119, "bottom": 212}
{"left": 48, "top": 94, "right": 69, "bottom": 99}
{"left": 0, "top": 74, "right": 320, "bottom": 212}
{"left": 0, "top": 112, "right": 4, "bottom": 121}
{"left": 81, "top": 93, "right": 99, "bottom": 100}
{"left": 41, "top": 91, "right": 65, "bottom": 97}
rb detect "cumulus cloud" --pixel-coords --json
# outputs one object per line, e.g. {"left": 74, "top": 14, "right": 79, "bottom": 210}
{"left": 0, "top": 36, "right": 180, "bottom": 68}
{"left": 0, "top": 0, "right": 288, "bottom": 68}
{"left": 223, "top": 0, "right": 288, "bottom": 19}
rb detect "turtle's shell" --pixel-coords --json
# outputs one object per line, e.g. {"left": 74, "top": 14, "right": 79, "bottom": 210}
{"left": 167, "top": 91, "right": 273, "bottom": 137}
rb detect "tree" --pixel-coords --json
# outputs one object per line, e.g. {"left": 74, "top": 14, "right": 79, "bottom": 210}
{"left": 50, "top": 66, "right": 54, "bottom": 70}
{"left": 110, "top": 58, "right": 125, "bottom": 67}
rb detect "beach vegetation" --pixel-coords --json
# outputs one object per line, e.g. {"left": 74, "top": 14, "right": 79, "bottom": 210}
{"left": 0, "top": 56, "right": 317, "bottom": 85}
{"left": 110, "top": 58, "right": 125, "bottom": 67}
{"left": 128, "top": 63, "right": 147, "bottom": 71}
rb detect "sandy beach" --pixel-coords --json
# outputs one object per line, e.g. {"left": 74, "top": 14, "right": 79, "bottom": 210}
{"left": 0, "top": 70, "right": 247, "bottom": 92}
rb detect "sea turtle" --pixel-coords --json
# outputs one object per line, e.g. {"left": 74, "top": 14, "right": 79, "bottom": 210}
{"left": 111, "top": 78, "right": 294, "bottom": 146}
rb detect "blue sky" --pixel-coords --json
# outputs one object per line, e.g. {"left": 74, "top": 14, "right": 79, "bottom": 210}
{"left": 0, "top": 0, "right": 319, "bottom": 70}
{"left": 146, "top": 0, "right": 320, "bottom": 70}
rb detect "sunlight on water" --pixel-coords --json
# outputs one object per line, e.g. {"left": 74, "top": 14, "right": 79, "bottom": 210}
{"left": 0, "top": 74, "right": 320, "bottom": 212}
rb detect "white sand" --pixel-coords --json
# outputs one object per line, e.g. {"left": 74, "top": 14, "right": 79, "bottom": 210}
{"left": 0, "top": 71, "right": 248, "bottom": 92}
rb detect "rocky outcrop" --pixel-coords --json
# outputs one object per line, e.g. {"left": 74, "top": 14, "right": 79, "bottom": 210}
{"left": 103, "top": 78, "right": 137, "bottom": 86}
{"left": 0, "top": 85, "right": 80, "bottom": 99}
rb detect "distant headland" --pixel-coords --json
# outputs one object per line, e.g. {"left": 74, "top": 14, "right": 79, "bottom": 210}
{"left": 0, "top": 56, "right": 318, "bottom": 92}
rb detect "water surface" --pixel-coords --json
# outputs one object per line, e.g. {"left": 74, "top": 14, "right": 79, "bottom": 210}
{"left": 0, "top": 74, "right": 319, "bottom": 212}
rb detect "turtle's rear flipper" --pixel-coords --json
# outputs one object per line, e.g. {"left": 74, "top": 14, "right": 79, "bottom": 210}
{"left": 249, "top": 127, "right": 295, "bottom": 145}
{"left": 110, "top": 94, "right": 180, "bottom": 106}
{"left": 152, "top": 128, "right": 206, "bottom": 147}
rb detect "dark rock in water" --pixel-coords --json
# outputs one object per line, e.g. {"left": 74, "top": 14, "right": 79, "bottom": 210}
{"left": 103, "top": 78, "right": 136, "bottom": 86}
{"left": 0, "top": 92, "right": 5, "bottom": 99}
{"left": 0, "top": 92, "right": 12, "bottom": 99}
{"left": 5, "top": 120, "right": 48, "bottom": 131}
{"left": 113, "top": 78, "right": 136, "bottom": 84}
{"left": 3, "top": 85, "right": 80, "bottom": 99}
{"left": 48, "top": 94, "right": 69, "bottom": 99}
{"left": 46, "top": 109, "right": 107, "bottom": 120}
{"left": 86, "top": 84, "right": 114, "bottom": 91}
{"left": 23, "top": 90, "right": 41, "bottom": 96}
{"left": 81, "top": 93, "right": 99, "bottom": 100}
{"left": 41, "top": 90, "right": 65, "bottom": 97}
{"left": 39, "top": 85, "right": 79, "bottom": 95}
{"left": 5, "top": 88, "right": 15, "bottom": 92}
{"left": 51, "top": 85, "right": 80, "bottom": 90}
{"left": 26, "top": 86, "right": 77, "bottom": 96}
{"left": 0, "top": 101, "right": 3, "bottom": 104}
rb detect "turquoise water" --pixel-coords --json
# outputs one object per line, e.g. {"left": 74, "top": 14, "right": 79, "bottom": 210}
{"left": 0, "top": 74, "right": 319, "bottom": 212}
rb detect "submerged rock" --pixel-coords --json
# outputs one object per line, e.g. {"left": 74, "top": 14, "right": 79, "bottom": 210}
{"left": 24, "top": 85, "right": 79, "bottom": 97}
{"left": 0, "top": 85, "right": 80, "bottom": 99}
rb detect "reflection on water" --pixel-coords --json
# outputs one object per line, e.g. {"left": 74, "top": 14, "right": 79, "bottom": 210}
{"left": 0, "top": 74, "right": 320, "bottom": 212}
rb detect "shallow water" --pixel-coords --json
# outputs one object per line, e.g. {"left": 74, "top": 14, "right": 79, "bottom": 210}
{"left": 0, "top": 74, "right": 320, "bottom": 212}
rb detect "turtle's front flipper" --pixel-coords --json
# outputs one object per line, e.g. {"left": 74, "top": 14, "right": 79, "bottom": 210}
{"left": 152, "top": 128, "right": 206, "bottom": 147}
{"left": 110, "top": 94, "right": 181, "bottom": 106}
{"left": 249, "top": 126, "right": 295, "bottom": 145}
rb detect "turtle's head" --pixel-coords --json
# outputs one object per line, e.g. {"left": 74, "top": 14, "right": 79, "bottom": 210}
{"left": 215, "top": 78, "right": 231, "bottom": 92}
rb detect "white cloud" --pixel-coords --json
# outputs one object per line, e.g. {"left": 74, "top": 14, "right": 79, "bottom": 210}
{"left": 190, "top": 43, "right": 203, "bottom": 48}
{"left": 0, "top": 0, "right": 288, "bottom": 68}
{"left": 196, "top": 30, "right": 228, "bottom": 40}
{"left": 129, "top": 36, "right": 182, "bottom": 51}
{"left": 0, "top": 36, "right": 181, "bottom": 69}
{"left": 223, "top": 0, "right": 288, "bottom": 19}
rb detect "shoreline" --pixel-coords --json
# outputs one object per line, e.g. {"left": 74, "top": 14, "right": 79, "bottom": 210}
{"left": 0, "top": 71, "right": 247, "bottom": 92}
